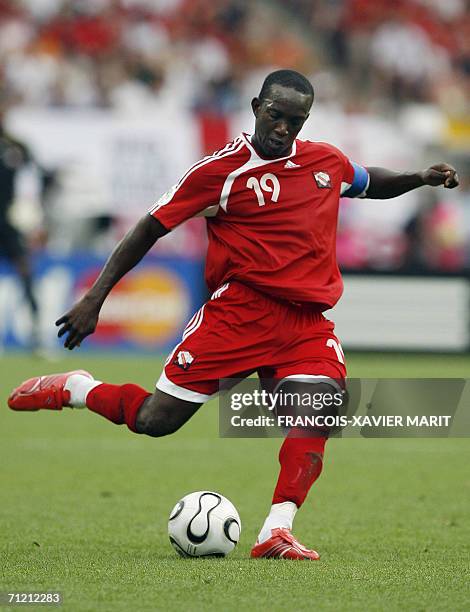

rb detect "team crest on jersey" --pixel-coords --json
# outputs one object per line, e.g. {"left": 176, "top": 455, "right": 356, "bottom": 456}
{"left": 313, "top": 171, "right": 331, "bottom": 189}
{"left": 174, "top": 350, "right": 195, "bottom": 370}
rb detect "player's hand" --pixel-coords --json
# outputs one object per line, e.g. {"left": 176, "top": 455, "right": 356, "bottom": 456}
{"left": 55, "top": 296, "right": 101, "bottom": 350}
{"left": 421, "top": 164, "right": 459, "bottom": 189}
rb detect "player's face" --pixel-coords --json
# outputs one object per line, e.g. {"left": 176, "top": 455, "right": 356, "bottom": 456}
{"left": 251, "top": 84, "right": 312, "bottom": 158}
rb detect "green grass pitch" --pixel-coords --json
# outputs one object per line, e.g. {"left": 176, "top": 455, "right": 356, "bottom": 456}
{"left": 1, "top": 353, "right": 469, "bottom": 611}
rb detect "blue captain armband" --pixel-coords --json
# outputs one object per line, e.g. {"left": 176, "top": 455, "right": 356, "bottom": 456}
{"left": 341, "top": 162, "right": 370, "bottom": 198}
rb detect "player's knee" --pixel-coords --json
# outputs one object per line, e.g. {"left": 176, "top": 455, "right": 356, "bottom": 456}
{"left": 278, "top": 380, "right": 338, "bottom": 411}
{"left": 147, "top": 416, "right": 183, "bottom": 437}
{"left": 135, "top": 393, "right": 199, "bottom": 438}
{"left": 277, "top": 380, "right": 347, "bottom": 425}
{"left": 137, "top": 408, "right": 183, "bottom": 437}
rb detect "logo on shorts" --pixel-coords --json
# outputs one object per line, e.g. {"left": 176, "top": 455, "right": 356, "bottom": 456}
{"left": 174, "top": 350, "right": 195, "bottom": 370}
{"left": 313, "top": 171, "right": 331, "bottom": 189}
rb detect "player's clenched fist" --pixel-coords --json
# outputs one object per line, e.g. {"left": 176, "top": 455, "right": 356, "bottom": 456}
{"left": 55, "top": 296, "right": 100, "bottom": 350}
{"left": 421, "top": 163, "right": 459, "bottom": 189}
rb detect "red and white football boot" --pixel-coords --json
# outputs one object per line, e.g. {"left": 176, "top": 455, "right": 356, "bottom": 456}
{"left": 8, "top": 370, "right": 93, "bottom": 411}
{"left": 250, "top": 528, "right": 320, "bottom": 560}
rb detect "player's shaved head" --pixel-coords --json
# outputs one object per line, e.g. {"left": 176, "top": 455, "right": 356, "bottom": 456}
{"left": 259, "top": 70, "right": 314, "bottom": 103}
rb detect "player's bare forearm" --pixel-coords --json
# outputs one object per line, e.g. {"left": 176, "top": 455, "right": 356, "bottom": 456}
{"left": 366, "top": 168, "right": 424, "bottom": 199}
{"left": 366, "top": 164, "right": 459, "bottom": 199}
{"left": 85, "top": 215, "right": 168, "bottom": 306}
{"left": 56, "top": 214, "right": 169, "bottom": 349}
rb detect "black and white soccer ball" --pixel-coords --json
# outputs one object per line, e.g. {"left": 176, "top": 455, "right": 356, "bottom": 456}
{"left": 168, "top": 491, "right": 241, "bottom": 558}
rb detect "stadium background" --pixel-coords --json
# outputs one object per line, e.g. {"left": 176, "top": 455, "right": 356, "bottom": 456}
{"left": 0, "top": 0, "right": 469, "bottom": 353}
{"left": 1, "top": 2, "right": 469, "bottom": 611}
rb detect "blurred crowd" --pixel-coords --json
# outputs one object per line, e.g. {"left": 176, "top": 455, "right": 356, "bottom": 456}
{"left": 283, "top": 0, "right": 469, "bottom": 117}
{"left": 0, "top": 0, "right": 268, "bottom": 113}
{"left": 336, "top": 171, "right": 470, "bottom": 272}
{"left": 0, "top": 0, "right": 469, "bottom": 274}
{"left": 0, "top": 0, "right": 468, "bottom": 116}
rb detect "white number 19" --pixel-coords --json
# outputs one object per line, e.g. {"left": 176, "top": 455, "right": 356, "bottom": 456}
{"left": 247, "top": 173, "right": 280, "bottom": 207}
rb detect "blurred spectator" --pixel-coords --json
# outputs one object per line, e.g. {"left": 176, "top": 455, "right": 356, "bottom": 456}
{"left": 403, "top": 191, "right": 467, "bottom": 271}
{"left": 369, "top": 14, "right": 449, "bottom": 107}
{"left": 0, "top": 0, "right": 467, "bottom": 273}
{"left": 0, "top": 98, "right": 54, "bottom": 350}
{"left": 0, "top": 0, "right": 467, "bottom": 117}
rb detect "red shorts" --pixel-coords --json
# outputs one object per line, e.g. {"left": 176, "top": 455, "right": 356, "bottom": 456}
{"left": 157, "top": 281, "right": 346, "bottom": 403}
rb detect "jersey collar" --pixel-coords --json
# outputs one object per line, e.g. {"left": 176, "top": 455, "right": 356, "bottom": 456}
{"left": 242, "top": 132, "right": 297, "bottom": 162}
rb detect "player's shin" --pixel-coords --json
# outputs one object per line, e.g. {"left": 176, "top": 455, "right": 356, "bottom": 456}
{"left": 257, "top": 429, "right": 326, "bottom": 543}
{"left": 273, "top": 430, "right": 326, "bottom": 506}
{"left": 85, "top": 383, "right": 151, "bottom": 432}
{"left": 64, "top": 373, "right": 150, "bottom": 432}
{"left": 66, "top": 374, "right": 200, "bottom": 436}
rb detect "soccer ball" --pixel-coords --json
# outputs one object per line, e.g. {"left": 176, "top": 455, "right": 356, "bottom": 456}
{"left": 168, "top": 491, "right": 241, "bottom": 558}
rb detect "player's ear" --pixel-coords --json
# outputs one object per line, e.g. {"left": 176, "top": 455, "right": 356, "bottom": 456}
{"left": 251, "top": 97, "right": 261, "bottom": 117}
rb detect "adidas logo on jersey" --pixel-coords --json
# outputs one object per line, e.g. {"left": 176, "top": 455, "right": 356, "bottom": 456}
{"left": 174, "top": 350, "right": 195, "bottom": 370}
{"left": 313, "top": 171, "right": 331, "bottom": 188}
{"left": 284, "top": 160, "right": 300, "bottom": 169}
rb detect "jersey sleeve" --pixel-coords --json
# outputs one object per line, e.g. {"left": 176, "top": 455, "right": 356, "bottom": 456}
{"left": 340, "top": 159, "right": 370, "bottom": 198}
{"left": 148, "top": 159, "right": 225, "bottom": 230}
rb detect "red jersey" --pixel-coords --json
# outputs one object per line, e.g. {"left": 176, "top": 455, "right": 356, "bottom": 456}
{"left": 150, "top": 133, "right": 369, "bottom": 309}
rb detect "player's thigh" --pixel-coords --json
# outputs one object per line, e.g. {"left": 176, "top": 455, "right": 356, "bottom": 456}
{"left": 158, "top": 281, "right": 274, "bottom": 403}
{"left": 136, "top": 388, "right": 202, "bottom": 436}
{"left": 275, "top": 379, "right": 348, "bottom": 436}
{"left": 274, "top": 319, "right": 347, "bottom": 382}
{"left": 262, "top": 319, "right": 347, "bottom": 431}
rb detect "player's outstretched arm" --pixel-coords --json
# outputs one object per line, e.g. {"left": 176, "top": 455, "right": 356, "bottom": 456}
{"left": 56, "top": 214, "right": 169, "bottom": 350}
{"left": 365, "top": 163, "right": 459, "bottom": 199}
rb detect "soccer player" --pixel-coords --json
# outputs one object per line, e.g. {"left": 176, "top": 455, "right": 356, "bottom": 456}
{"left": 0, "top": 111, "right": 41, "bottom": 351}
{"left": 8, "top": 70, "right": 459, "bottom": 559}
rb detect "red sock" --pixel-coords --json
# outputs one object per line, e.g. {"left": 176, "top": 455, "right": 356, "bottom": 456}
{"left": 272, "top": 428, "right": 327, "bottom": 507}
{"left": 86, "top": 383, "right": 151, "bottom": 433}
